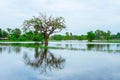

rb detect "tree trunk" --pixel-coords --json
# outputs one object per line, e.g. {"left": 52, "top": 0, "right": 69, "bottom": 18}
{"left": 44, "top": 38, "right": 48, "bottom": 46}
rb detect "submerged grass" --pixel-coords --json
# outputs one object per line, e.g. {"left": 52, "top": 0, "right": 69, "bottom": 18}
{"left": 0, "top": 42, "right": 120, "bottom": 53}
{"left": 93, "top": 40, "right": 120, "bottom": 43}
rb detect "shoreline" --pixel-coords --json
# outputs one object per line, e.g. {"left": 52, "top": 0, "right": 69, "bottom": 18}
{"left": 0, "top": 40, "right": 120, "bottom": 44}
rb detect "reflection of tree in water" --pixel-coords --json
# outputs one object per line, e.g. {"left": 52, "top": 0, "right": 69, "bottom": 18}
{"left": 23, "top": 47, "right": 65, "bottom": 73}
{"left": 0, "top": 43, "right": 21, "bottom": 54}
{"left": 87, "top": 44, "right": 110, "bottom": 51}
{"left": 0, "top": 47, "right": 2, "bottom": 53}
{"left": 0, "top": 43, "right": 65, "bottom": 73}
{"left": 65, "top": 44, "right": 73, "bottom": 49}
{"left": 0, "top": 45, "right": 10, "bottom": 53}
{"left": 12, "top": 46, "right": 21, "bottom": 54}
{"left": 87, "top": 44, "right": 95, "bottom": 50}
{"left": 86, "top": 44, "right": 120, "bottom": 53}
{"left": 117, "top": 44, "right": 120, "bottom": 48}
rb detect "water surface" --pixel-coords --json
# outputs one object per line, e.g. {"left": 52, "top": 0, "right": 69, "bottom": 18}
{"left": 0, "top": 41, "right": 120, "bottom": 80}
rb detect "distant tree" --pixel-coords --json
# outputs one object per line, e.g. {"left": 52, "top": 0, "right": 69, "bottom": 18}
{"left": 18, "top": 35, "right": 27, "bottom": 41}
{"left": 0, "top": 28, "right": 9, "bottom": 38}
{"left": 2, "top": 30, "right": 8, "bottom": 38}
{"left": 72, "top": 35, "right": 79, "bottom": 40}
{"left": 70, "top": 32, "right": 73, "bottom": 40}
{"left": 64, "top": 32, "right": 70, "bottom": 40}
{"left": 23, "top": 13, "right": 66, "bottom": 46}
{"left": 0, "top": 28, "right": 2, "bottom": 38}
{"left": 95, "top": 29, "right": 106, "bottom": 40}
{"left": 0, "top": 29, "right": 8, "bottom": 38}
{"left": 7, "top": 28, "right": 12, "bottom": 38}
{"left": 95, "top": 29, "right": 101, "bottom": 39}
{"left": 106, "top": 30, "right": 111, "bottom": 40}
{"left": 10, "top": 28, "right": 21, "bottom": 40}
{"left": 77, "top": 36, "right": 82, "bottom": 40}
{"left": 24, "top": 31, "right": 34, "bottom": 40}
{"left": 87, "top": 31, "right": 96, "bottom": 42}
{"left": 7, "top": 28, "right": 12, "bottom": 34}
{"left": 18, "top": 30, "right": 43, "bottom": 41}
{"left": 116, "top": 32, "right": 120, "bottom": 39}
{"left": 80, "top": 35, "right": 87, "bottom": 40}
{"left": 52, "top": 34, "right": 63, "bottom": 40}
{"left": 32, "top": 33, "right": 43, "bottom": 41}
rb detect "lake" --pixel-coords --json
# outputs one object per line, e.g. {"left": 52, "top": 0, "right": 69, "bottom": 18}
{"left": 0, "top": 41, "right": 120, "bottom": 80}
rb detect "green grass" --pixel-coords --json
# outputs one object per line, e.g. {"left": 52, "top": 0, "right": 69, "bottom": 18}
{"left": 0, "top": 40, "right": 40, "bottom": 42}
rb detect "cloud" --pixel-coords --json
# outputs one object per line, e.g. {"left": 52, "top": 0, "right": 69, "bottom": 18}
{"left": 0, "top": 0, "right": 120, "bottom": 34}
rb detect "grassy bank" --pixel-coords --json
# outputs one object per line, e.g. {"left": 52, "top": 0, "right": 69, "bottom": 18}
{"left": 93, "top": 40, "right": 120, "bottom": 43}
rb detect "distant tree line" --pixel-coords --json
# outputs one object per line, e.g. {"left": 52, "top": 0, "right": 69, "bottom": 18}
{"left": 0, "top": 28, "right": 43, "bottom": 41}
{"left": 0, "top": 28, "right": 120, "bottom": 42}
{"left": 87, "top": 30, "right": 120, "bottom": 41}
{"left": 51, "top": 30, "right": 120, "bottom": 42}
{"left": 51, "top": 32, "right": 87, "bottom": 40}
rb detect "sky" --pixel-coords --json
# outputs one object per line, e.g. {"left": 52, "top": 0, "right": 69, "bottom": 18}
{"left": 0, "top": 0, "right": 120, "bottom": 35}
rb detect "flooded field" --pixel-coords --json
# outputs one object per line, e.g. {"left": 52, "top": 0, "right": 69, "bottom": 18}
{"left": 0, "top": 41, "right": 120, "bottom": 80}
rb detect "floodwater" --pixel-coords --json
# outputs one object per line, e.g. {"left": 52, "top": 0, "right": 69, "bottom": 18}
{"left": 0, "top": 41, "right": 120, "bottom": 80}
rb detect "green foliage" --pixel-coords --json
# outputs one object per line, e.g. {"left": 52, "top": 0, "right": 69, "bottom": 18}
{"left": 77, "top": 36, "right": 83, "bottom": 40}
{"left": 0, "top": 28, "right": 9, "bottom": 38}
{"left": 0, "top": 28, "right": 2, "bottom": 38}
{"left": 18, "top": 35, "right": 27, "bottom": 41}
{"left": 95, "top": 29, "right": 106, "bottom": 40}
{"left": 24, "top": 31, "right": 34, "bottom": 40}
{"left": 64, "top": 32, "right": 70, "bottom": 40}
{"left": 52, "top": 34, "right": 63, "bottom": 40}
{"left": 32, "top": 33, "right": 43, "bottom": 41}
{"left": 87, "top": 31, "right": 96, "bottom": 42}
{"left": 6, "top": 28, "right": 12, "bottom": 38}
{"left": 116, "top": 32, "right": 120, "bottom": 39}
{"left": 105, "top": 30, "right": 111, "bottom": 40}
{"left": 51, "top": 33, "right": 87, "bottom": 40}
{"left": 71, "top": 35, "right": 79, "bottom": 40}
{"left": 18, "top": 31, "right": 43, "bottom": 41}
{"left": 10, "top": 28, "right": 21, "bottom": 41}
{"left": 2, "top": 31, "right": 8, "bottom": 37}
{"left": 111, "top": 32, "right": 120, "bottom": 40}
{"left": 94, "top": 29, "right": 112, "bottom": 40}
{"left": 0, "top": 27, "right": 120, "bottom": 42}
{"left": 80, "top": 35, "right": 87, "bottom": 40}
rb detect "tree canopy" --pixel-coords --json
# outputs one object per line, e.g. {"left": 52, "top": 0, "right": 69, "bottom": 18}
{"left": 87, "top": 31, "right": 96, "bottom": 42}
{"left": 23, "top": 13, "right": 66, "bottom": 46}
